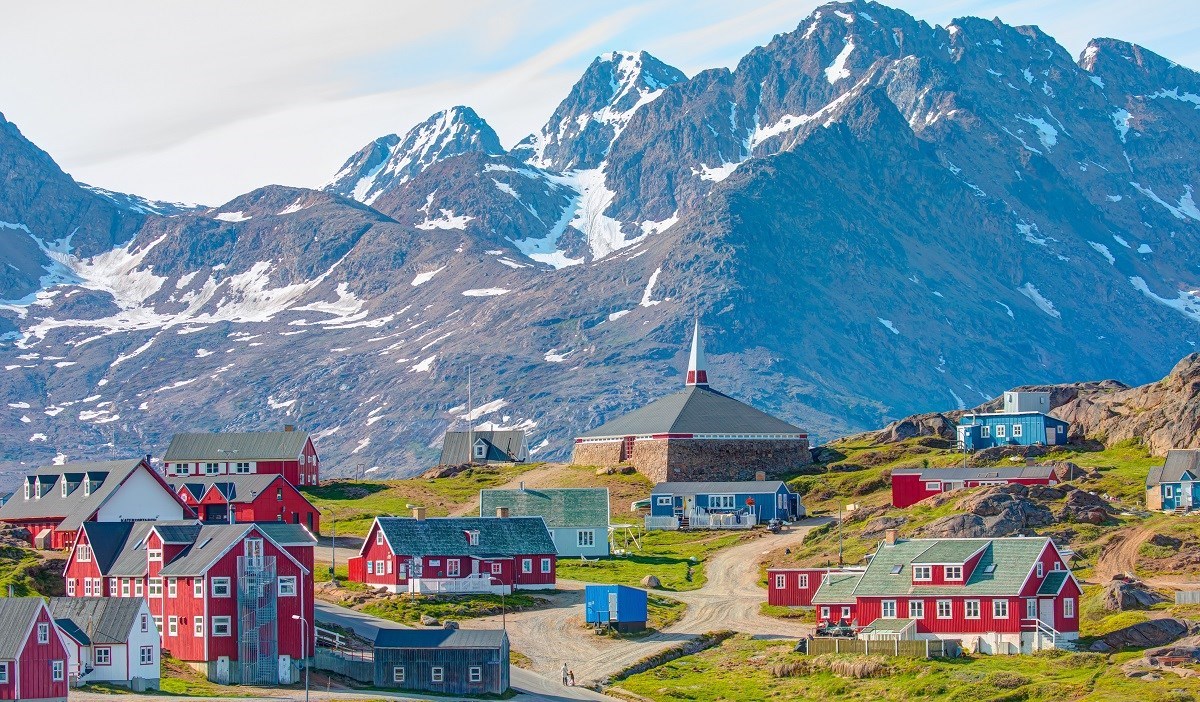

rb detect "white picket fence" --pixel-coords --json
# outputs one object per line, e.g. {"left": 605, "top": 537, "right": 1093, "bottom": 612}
{"left": 644, "top": 512, "right": 755, "bottom": 531}
{"left": 408, "top": 574, "right": 509, "bottom": 595}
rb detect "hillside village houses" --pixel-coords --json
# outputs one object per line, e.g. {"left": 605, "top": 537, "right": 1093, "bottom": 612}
{"left": 647, "top": 477, "right": 804, "bottom": 530}
{"left": 441, "top": 430, "right": 528, "bottom": 465}
{"left": 890, "top": 464, "right": 1073, "bottom": 508}
{"left": 164, "top": 428, "right": 321, "bottom": 486}
{"left": 169, "top": 473, "right": 321, "bottom": 533}
{"left": 1146, "top": 449, "right": 1200, "bottom": 513}
{"left": 572, "top": 322, "right": 811, "bottom": 482}
{"left": 956, "top": 392, "right": 1069, "bottom": 451}
{"left": 479, "top": 486, "right": 611, "bottom": 557}
{"left": 48, "top": 597, "right": 160, "bottom": 690}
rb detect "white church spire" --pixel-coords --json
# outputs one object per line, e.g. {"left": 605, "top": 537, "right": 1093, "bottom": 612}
{"left": 686, "top": 320, "right": 709, "bottom": 387}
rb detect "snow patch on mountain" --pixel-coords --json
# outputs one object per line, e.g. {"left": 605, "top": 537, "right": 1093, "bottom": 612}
{"left": 214, "top": 211, "right": 251, "bottom": 222}
{"left": 411, "top": 267, "right": 446, "bottom": 287}
{"left": 1129, "top": 276, "right": 1200, "bottom": 323}
{"left": 1018, "top": 283, "right": 1061, "bottom": 319}
{"left": 1130, "top": 182, "right": 1200, "bottom": 222}
{"left": 416, "top": 210, "right": 473, "bottom": 230}
{"left": 640, "top": 267, "right": 663, "bottom": 307}
{"left": 825, "top": 39, "right": 855, "bottom": 83}
{"left": 462, "top": 288, "right": 509, "bottom": 297}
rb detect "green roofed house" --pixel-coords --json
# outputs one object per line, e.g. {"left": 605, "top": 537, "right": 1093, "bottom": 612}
{"left": 810, "top": 530, "right": 1081, "bottom": 655}
{"left": 480, "top": 486, "right": 610, "bottom": 557}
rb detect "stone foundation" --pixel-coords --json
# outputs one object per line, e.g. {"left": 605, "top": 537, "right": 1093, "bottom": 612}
{"left": 572, "top": 438, "right": 811, "bottom": 484}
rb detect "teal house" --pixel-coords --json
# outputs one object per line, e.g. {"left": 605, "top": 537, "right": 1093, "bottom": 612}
{"left": 1147, "top": 450, "right": 1200, "bottom": 513}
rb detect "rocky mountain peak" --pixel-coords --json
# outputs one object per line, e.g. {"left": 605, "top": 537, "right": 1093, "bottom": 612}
{"left": 513, "top": 50, "right": 687, "bottom": 171}
{"left": 323, "top": 105, "right": 503, "bottom": 205}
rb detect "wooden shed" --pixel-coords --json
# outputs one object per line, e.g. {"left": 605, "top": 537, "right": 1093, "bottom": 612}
{"left": 372, "top": 628, "right": 509, "bottom": 695}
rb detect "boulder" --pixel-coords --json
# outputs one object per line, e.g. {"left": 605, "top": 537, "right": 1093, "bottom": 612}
{"left": 862, "top": 516, "right": 907, "bottom": 538}
{"left": 420, "top": 614, "right": 440, "bottom": 626}
{"left": 1101, "top": 581, "right": 1168, "bottom": 611}
{"left": 1057, "top": 488, "right": 1114, "bottom": 524}
{"left": 640, "top": 575, "right": 662, "bottom": 589}
{"left": 1089, "top": 618, "right": 1195, "bottom": 652}
{"left": 871, "top": 413, "right": 956, "bottom": 444}
{"left": 922, "top": 485, "right": 1055, "bottom": 538}
{"left": 1149, "top": 534, "right": 1183, "bottom": 550}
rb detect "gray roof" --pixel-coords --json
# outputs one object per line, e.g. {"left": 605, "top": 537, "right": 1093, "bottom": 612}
{"left": 651, "top": 480, "right": 790, "bottom": 495}
{"left": 255, "top": 522, "right": 318, "bottom": 546}
{"left": 811, "top": 573, "right": 864, "bottom": 604}
{"left": 158, "top": 523, "right": 313, "bottom": 576}
{"left": 374, "top": 516, "right": 555, "bottom": 559}
{"left": 440, "top": 431, "right": 526, "bottom": 465}
{"left": 168, "top": 474, "right": 283, "bottom": 502}
{"left": 0, "top": 459, "right": 158, "bottom": 532}
{"left": 0, "top": 598, "right": 46, "bottom": 658}
{"left": 78, "top": 521, "right": 137, "bottom": 573}
{"left": 480, "top": 488, "right": 610, "bottom": 528}
{"left": 891, "top": 466, "right": 1058, "bottom": 481}
{"left": 1148, "top": 450, "right": 1200, "bottom": 486}
{"left": 107, "top": 521, "right": 182, "bottom": 577}
{"left": 374, "top": 628, "right": 508, "bottom": 649}
{"left": 164, "top": 431, "right": 311, "bottom": 462}
{"left": 578, "top": 385, "right": 804, "bottom": 439}
{"left": 49, "top": 598, "right": 144, "bottom": 645}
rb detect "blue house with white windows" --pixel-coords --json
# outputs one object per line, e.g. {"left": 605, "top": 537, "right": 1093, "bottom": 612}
{"left": 956, "top": 392, "right": 1069, "bottom": 451}
{"left": 646, "top": 478, "right": 803, "bottom": 530}
{"left": 1147, "top": 450, "right": 1200, "bottom": 513}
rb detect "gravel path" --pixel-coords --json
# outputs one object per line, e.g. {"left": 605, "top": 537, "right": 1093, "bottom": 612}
{"left": 1091, "top": 523, "right": 1198, "bottom": 588}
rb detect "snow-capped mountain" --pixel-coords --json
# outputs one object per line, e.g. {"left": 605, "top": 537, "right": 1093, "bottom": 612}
{"left": 1, "top": 1, "right": 1199, "bottom": 483}
{"left": 324, "top": 106, "right": 504, "bottom": 205}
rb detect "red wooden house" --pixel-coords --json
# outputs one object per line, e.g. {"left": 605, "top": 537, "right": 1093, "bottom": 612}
{"left": 811, "top": 531, "right": 1081, "bottom": 654}
{"left": 63, "top": 520, "right": 316, "bottom": 685}
{"left": 0, "top": 598, "right": 69, "bottom": 702}
{"left": 767, "top": 567, "right": 864, "bottom": 607}
{"left": 349, "top": 509, "right": 556, "bottom": 595}
{"left": 169, "top": 474, "right": 320, "bottom": 534}
{"left": 163, "top": 428, "right": 320, "bottom": 486}
{"left": 0, "top": 459, "right": 193, "bottom": 549}
{"left": 890, "top": 465, "right": 1066, "bottom": 508}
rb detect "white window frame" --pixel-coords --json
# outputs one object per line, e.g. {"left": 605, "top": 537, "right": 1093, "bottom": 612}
{"left": 0, "top": 662, "right": 7, "bottom": 684}
{"left": 945, "top": 565, "right": 963, "bottom": 581}
{"left": 447, "top": 559, "right": 461, "bottom": 577}
{"left": 490, "top": 562, "right": 502, "bottom": 575}
{"left": 936, "top": 600, "right": 952, "bottom": 619}
{"left": 981, "top": 425, "right": 991, "bottom": 438}
{"left": 278, "top": 576, "right": 297, "bottom": 597}
{"left": 469, "top": 665, "right": 482, "bottom": 683}
{"left": 840, "top": 606, "right": 851, "bottom": 619}
{"left": 655, "top": 495, "right": 673, "bottom": 506}
{"left": 1063, "top": 598, "right": 1075, "bottom": 618}
{"left": 194, "top": 578, "right": 203, "bottom": 598}
{"left": 376, "top": 530, "right": 384, "bottom": 546}
{"left": 820, "top": 606, "right": 830, "bottom": 619}
{"left": 52, "top": 660, "right": 64, "bottom": 682}
{"left": 913, "top": 565, "right": 932, "bottom": 581}
{"left": 908, "top": 600, "right": 924, "bottom": 618}
{"left": 168, "top": 616, "right": 178, "bottom": 637}
{"left": 1036, "top": 562, "right": 1044, "bottom": 578}
{"left": 37, "top": 622, "right": 49, "bottom": 644}
{"left": 521, "top": 558, "right": 532, "bottom": 574}
{"left": 541, "top": 557, "right": 552, "bottom": 574}
{"left": 393, "top": 666, "right": 405, "bottom": 683}
{"left": 148, "top": 578, "right": 163, "bottom": 597}
{"left": 149, "top": 549, "right": 162, "bottom": 562}
{"left": 135, "top": 579, "right": 143, "bottom": 597}
{"left": 993, "top": 599, "right": 1009, "bottom": 618}
{"left": 709, "top": 494, "right": 736, "bottom": 510}
{"left": 774, "top": 574, "right": 786, "bottom": 589}
{"left": 109, "top": 577, "right": 118, "bottom": 593}
{"left": 1012, "top": 424, "right": 1023, "bottom": 438}
{"left": 205, "top": 462, "right": 221, "bottom": 475}
{"left": 211, "top": 577, "right": 231, "bottom": 598}
{"left": 375, "top": 560, "right": 385, "bottom": 575}
{"left": 153, "top": 616, "right": 162, "bottom": 634}
{"left": 965, "top": 600, "right": 981, "bottom": 619}
{"left": 76, "top": 544, "right": 92, "bottom": 562}
{"left": 194, "top": 618, "right": 204, "bottom": 637}
{"left": 84, "top": 578, "right": 93, "bottom": 597}
{"left": 141, "top": 614, "right": 149, "bottom": 633}
{"left": 995, "top": 424, "right": 1006, "bottom": 438}
{"left": 881, "top": 600, "right": 896, "bottom": 618}
{"left": 431, "top": 666, "right": 444, "bottom": 683}
{"left": 234, "top": 462, "right": 252, "bottom": 474}
{"left": 140, "top": 646, "right": 154, "bottom": 665}
{"left": 577, "top": 530, "right": 595, "bottom": 548}
{"left": 66, "top": 578, "right": 76, "bottom": 597}
{"left": 212, "top": 616, "right": 232, "bottom": 637}
{"left": 95, "top": 646, "right": 111, "bottom": 665}
{"left": 798, "top": 574, "right": 809, "bottom": 589}
{"left": 1165, "top": 485, "right": 1175, "bottom": 499}
{"left": 167, "top": 578, "right": 177, "bottom": 598}
{"left": 925, "top": 481, "right": 941, "bottom": 492}
{"left": 366, "top": 560, "right": 374, "bottom": 575}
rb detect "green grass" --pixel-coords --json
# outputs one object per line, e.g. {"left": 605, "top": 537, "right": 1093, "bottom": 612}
{"left": 82, "top": 656, "right": 245, "bottom": 697}
{"left": 760, "top": 603, "right": 815, "bottom": 622}
{"left": 648, "top": 595, "right": 687, "bottom": 630}
{"left": 616, "top": 635, "right": 1200, "bottom": 701}
{"left": 0, "top": 543, "right": 63, "bottom": 598}
{"left": 556, "top": 530, "right": 752, "bottom": 591}
{"left": 362, "top": 592, "right": 546, "bottom": 625}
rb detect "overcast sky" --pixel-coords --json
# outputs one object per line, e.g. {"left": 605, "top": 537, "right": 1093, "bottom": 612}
{"left": 3, "top": 0, "right": 1196, "bottom": 205}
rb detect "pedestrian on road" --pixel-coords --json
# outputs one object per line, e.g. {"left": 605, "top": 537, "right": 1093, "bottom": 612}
{"left": 568, "top": 670, "right": 575, "bottom": 686}
{"left": 562, "top": 662, "right": 569, "bottom": 685}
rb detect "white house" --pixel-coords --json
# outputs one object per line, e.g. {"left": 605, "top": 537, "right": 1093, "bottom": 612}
{"left": 49, "top": 597, "right": 160, "bottom": 690}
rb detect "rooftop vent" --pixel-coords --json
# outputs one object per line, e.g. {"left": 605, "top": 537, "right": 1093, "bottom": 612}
{"left": 890, "top": 565, "right": 903, "bottom": 574}
{"left": 984, "top": 564, "right": 997, "bottom": 574}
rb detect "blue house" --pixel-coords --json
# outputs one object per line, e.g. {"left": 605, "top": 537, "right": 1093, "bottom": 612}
{"left": 647, "top": 479, "right": 803, "bottom": 530}
{"left": 1147, "top": 450, "right": 1200, "bottom": 513}
{"left": 956, "top": 392, "right": 1068, "bottom": 451}
{"left": 584, "top": 584, "right": 648, "bottom": 633}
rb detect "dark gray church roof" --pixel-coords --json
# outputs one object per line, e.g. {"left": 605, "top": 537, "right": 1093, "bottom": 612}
{"left": 577, "top": 385, "right": 804, "bottom": 439}
{"left": 440, "top": 430, "right": 526, "bottom": 465}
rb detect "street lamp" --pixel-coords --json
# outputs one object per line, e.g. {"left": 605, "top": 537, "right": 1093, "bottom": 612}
{"left": 291, "top": 614, "right": 309, "bottom": 702}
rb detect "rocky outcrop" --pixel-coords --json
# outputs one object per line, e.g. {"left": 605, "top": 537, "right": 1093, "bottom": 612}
{"left": 1089, "top": 619, "right": 1197, "bottom": 652}
{"left": 918, "top": 483, "right": 1113, "bottom": 538}
{"left": 1101, "top": 580, "right": 1168, "bottom": 611}
{"left": 870, "top": 413, "right": 955, "bottom": 444}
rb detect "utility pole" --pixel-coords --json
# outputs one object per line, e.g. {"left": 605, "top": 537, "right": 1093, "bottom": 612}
{"left": 467, "top": 366, "right": 473, "bottom": 465}
{"left": 329, "top": 511, "right": 337, "bottom": 587}
{"left": 837, "top": 504, "right": 844, "bottom": 568}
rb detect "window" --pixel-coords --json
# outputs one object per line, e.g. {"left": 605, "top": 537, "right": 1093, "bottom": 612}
{"left": 37, "top": 622, "right": 49, "bottom": 644}
{"left": 937, "top": 600, "right": 952, "bottom": 619}
{"left": 23, "top": 483, "right": 29, "bottom": 500}
{"left": 0, "top": 662, "right": 8, "bottom": 684}
{"left": 1026, "top": 599, "right": 1038, "bottom": 619}
{"left": 709, "top": 494, "right": 736, "bottom": 510}
{"left": 140, "top": 646, "right": 153, "bottom": 665}
{"left": 194, "top": 578, "right": 203, "bottom": 598}
{"left": 491, "top": 562, "right": 502, "bottom": 575}
{"left": 431, "top": 666, "right": 444, "bottom": 683}
{"left": 276, "top": 487, "right": 283, "bottom": 501}
{"left": 473, "top": 441, "right": 487, "bottom": 459}
{"left": 882, "top": 600, "right": 896, "bottom": 618}
{"left": 386, "top": 560, "right": 393, "bottom": 574}
{"left": 996, "top": 425, "right": 1006, "bottom": 438}
{"left": 205, "top": 462, "right": 220, "bottom": 475}
{"left": 890, "top": 565, "right": 903, "bottom": 575}
{"left": 366, "top": 560, "right": 374, "bottom": 575}
{"left": 141, "top": 614, "right": 149, "bottom": 633}
{"left": 820, "top": 606, "right": 830, "bottom": 619}
{"left": 278, "top": 576, "right": 297, "bottom": 596}
{"left": 52, "top": 660, "right": 64, "bottom": 682}
{"left": 522, "top": 559, "right": 532, "bottom": 574}
{"left": 925, "top": 481, "right": 941, "bottom": 492}
{"left": 841, "top": 606, "right": 851, "bottom": 619}
{"left": 168, "top": 616, "right": 178, "bottom": 636}
{"left": 212, "top": 617, "right": 231, "bottom": 637}
{"left": 376, "top": 530, "right": 384, "bottom": 546}
{"left": 1165, "top": 485, "right": 1175, "bottom": 499}
{"left": 447, "top": 559, "right": 460, "bottom": 577}
{"left": 149, "top": 578, "right": 163, "bottom": 596}
{"left": 77, "top": 544, "right": 92, "bottom": 562}
{"left": 1036, "top": 562, "right": 1044, "bottom": 578}
{"left": 908, "top": 600, "right": 924, "bottom": 618}
{"left": 656, "top": 496, "right": 673, "bottom": 506}
{"left": 122, "top": 579, "right": 130, "bottom": 597}
{"left": 244, "top": 539, "right": 264, "bottom": 567}
{"left": 469, "top": 666, "right": 482, "bottom": 683}
{"left": 965, "top": 600, "right": 980, "bottom": 619}
{"left": 945, "top": 565, "right": 963, "bottom": 581}
{"left": 194, "top": 618, "right": 204, "bottom": 637}
{"left": 172, "top": 463, "right": 189, "bottom": 476}
{"left": 135, "top": 580, "right": 143, "bottom": 597}
{"left": 1063, "top": 598, "right": 1075, "bottom": 618}
{"left": 981, "top": 425, "right": 991, "bottom": 438}
{"left": 799, "top": 574, "right": 809, "bottom": 588}
{"left": 1052, "top": 561, "right": 1062, "bottom": 572}
{"left": 577, "top": 530, "right": 595, "bottom": 548}
{"left": 1012, "top": 424, "right": 1023, "bottom": 438}
{"left": 110, "top": 577, "right": 118, "bottom": 593}
{"left": 149, "top": 549, "right": 162, "bottom": 562}
{"left": 66, "top": 578, "right": 76, "bottom": 597}
{"left": 153, "top": 616, "right": 162, "bottom": 634}
{"left": 95, "top": 647, "right": 111, "bottom": 665}
{"left": 167, "top": 578, "right": 177, "bottom": 598}
{"left": 774, "top": 574, "right": 786, "bottom": 589}
{"left": 392, "top": 666, "right": 406, "bottom": 683}
{"left": 234, "top": 462, "right": 252, "bottom": 474}
{"left": 375, "top": 560, "right": 384, "bottom": 575}
{"left": 913, "top": 566, "right": 932, "bottom": 581}
{"left": 541, "top": 558, "right": 552, "bottom": 574}
{"left": 993, "top": 599, "right": 1009, "bottom": 618}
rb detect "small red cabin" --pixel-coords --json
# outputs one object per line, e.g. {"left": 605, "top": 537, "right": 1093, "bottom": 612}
{"left": 767, "top": 567, "right": 865, "bottom": 607}
{"left": 169, "top": 474, "right": 320, "bottom": 534}
{"left": 890, "top": 465, "right": 1065, "bottom": 508}
{"left": 163, "top": 429, "right": 319, "bottom": 486}
{"left": 0, "top": 598, "right": 69, "bottom": 702}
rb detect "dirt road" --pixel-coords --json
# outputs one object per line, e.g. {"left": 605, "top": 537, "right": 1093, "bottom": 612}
{"left": 459, "top": 519, "right": 827, "bottom": 686}
{"left": 1091, "top": 524, "right": 1198, "bottom": 588}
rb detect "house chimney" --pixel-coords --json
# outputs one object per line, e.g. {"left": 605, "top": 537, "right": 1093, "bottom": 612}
{"left": 284, "top": 425, "right": 296, "bottom": 432}
{"left": 1026, "top": 456, "right": 1035, "bottom": 467}
{"left": 412, "top": 506, "right": 426, "bottom": 520}
{"left": 755, "top": 470, "right": 766, "bottom": 481}
{"left": 884, "top": 529, "right": 899, "bottom": 546}
{"left": 496, "top": 507, "right": 510, "bottom": 518}
{"left": 519, "top": 482, "right": 525, "bottom": 492}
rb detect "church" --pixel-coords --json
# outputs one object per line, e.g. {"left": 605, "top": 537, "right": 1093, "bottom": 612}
{"left": 572, "top": 323, "right": 811, "bottom": 483}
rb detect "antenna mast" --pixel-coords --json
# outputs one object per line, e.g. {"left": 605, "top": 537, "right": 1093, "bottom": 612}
{"left": 467, "top": 366, "right": 473, "bottom": 465}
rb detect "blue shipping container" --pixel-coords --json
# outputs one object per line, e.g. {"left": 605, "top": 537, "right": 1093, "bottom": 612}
{"left": 584, "top": 584, "right": 648, "bottom": 632}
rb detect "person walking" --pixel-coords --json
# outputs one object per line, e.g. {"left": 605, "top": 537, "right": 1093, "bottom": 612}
{"left": 561, "top": 662, "right": 569, "bottom": 686}
{"left": 568, "top": 670, "right": 576, "bottom": 687}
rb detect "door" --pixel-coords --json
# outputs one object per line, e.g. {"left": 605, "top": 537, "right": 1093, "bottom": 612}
{"left": 216, "top": 656, "right": 230, "bottom": 685}
{"left": 278, "top": 654, "right": 292, "bottom": 684}
{"left": 1184, "top": 482, "right": 1194, "bottom": 508}
{"left": 1038, "top": 598, "right": 1054, "bottom": 626}
{"left": 608, "top": 592, "right": 619, "bottom": 621}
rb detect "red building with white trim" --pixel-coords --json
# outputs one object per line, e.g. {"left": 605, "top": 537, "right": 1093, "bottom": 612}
{"left": 0, "top": 597, "right": 69, "bottom": 702}
{"left": 0, "top": 459, "right": 192, "bottom": 549}
{"left": 891, "top": 465, "right": 1066, "bottom": 508}
{"left": 766, "top": 567, "right": 864, "bottom": 607}
{"left": 349, "top": 510, "right": 556, "bottom": 594}
{"left": 169, "top": 474, "right": 320, "bottom": 534}
{"left": 62, "top": 520, "right": 315, "bottom": 684}
{"left": 163, "top": 429, "right": 320, "bottom": 486}
{"left": 811, "top": 532, "right": 1081, "bottom": 654}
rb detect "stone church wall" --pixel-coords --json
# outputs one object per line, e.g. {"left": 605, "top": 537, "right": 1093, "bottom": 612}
{"left": 572, "top": 437, "right": 811, "bottom": 484}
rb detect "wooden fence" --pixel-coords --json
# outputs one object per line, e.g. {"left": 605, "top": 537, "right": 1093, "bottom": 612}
{"left": 801, "top": 637, "right": 960, "bottom": 658}
{"left": 313, "top": 647, "right": 374, "bottom": 683}
{"left": 1176, "top": 590, "right": 1200, "bottom": 605}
